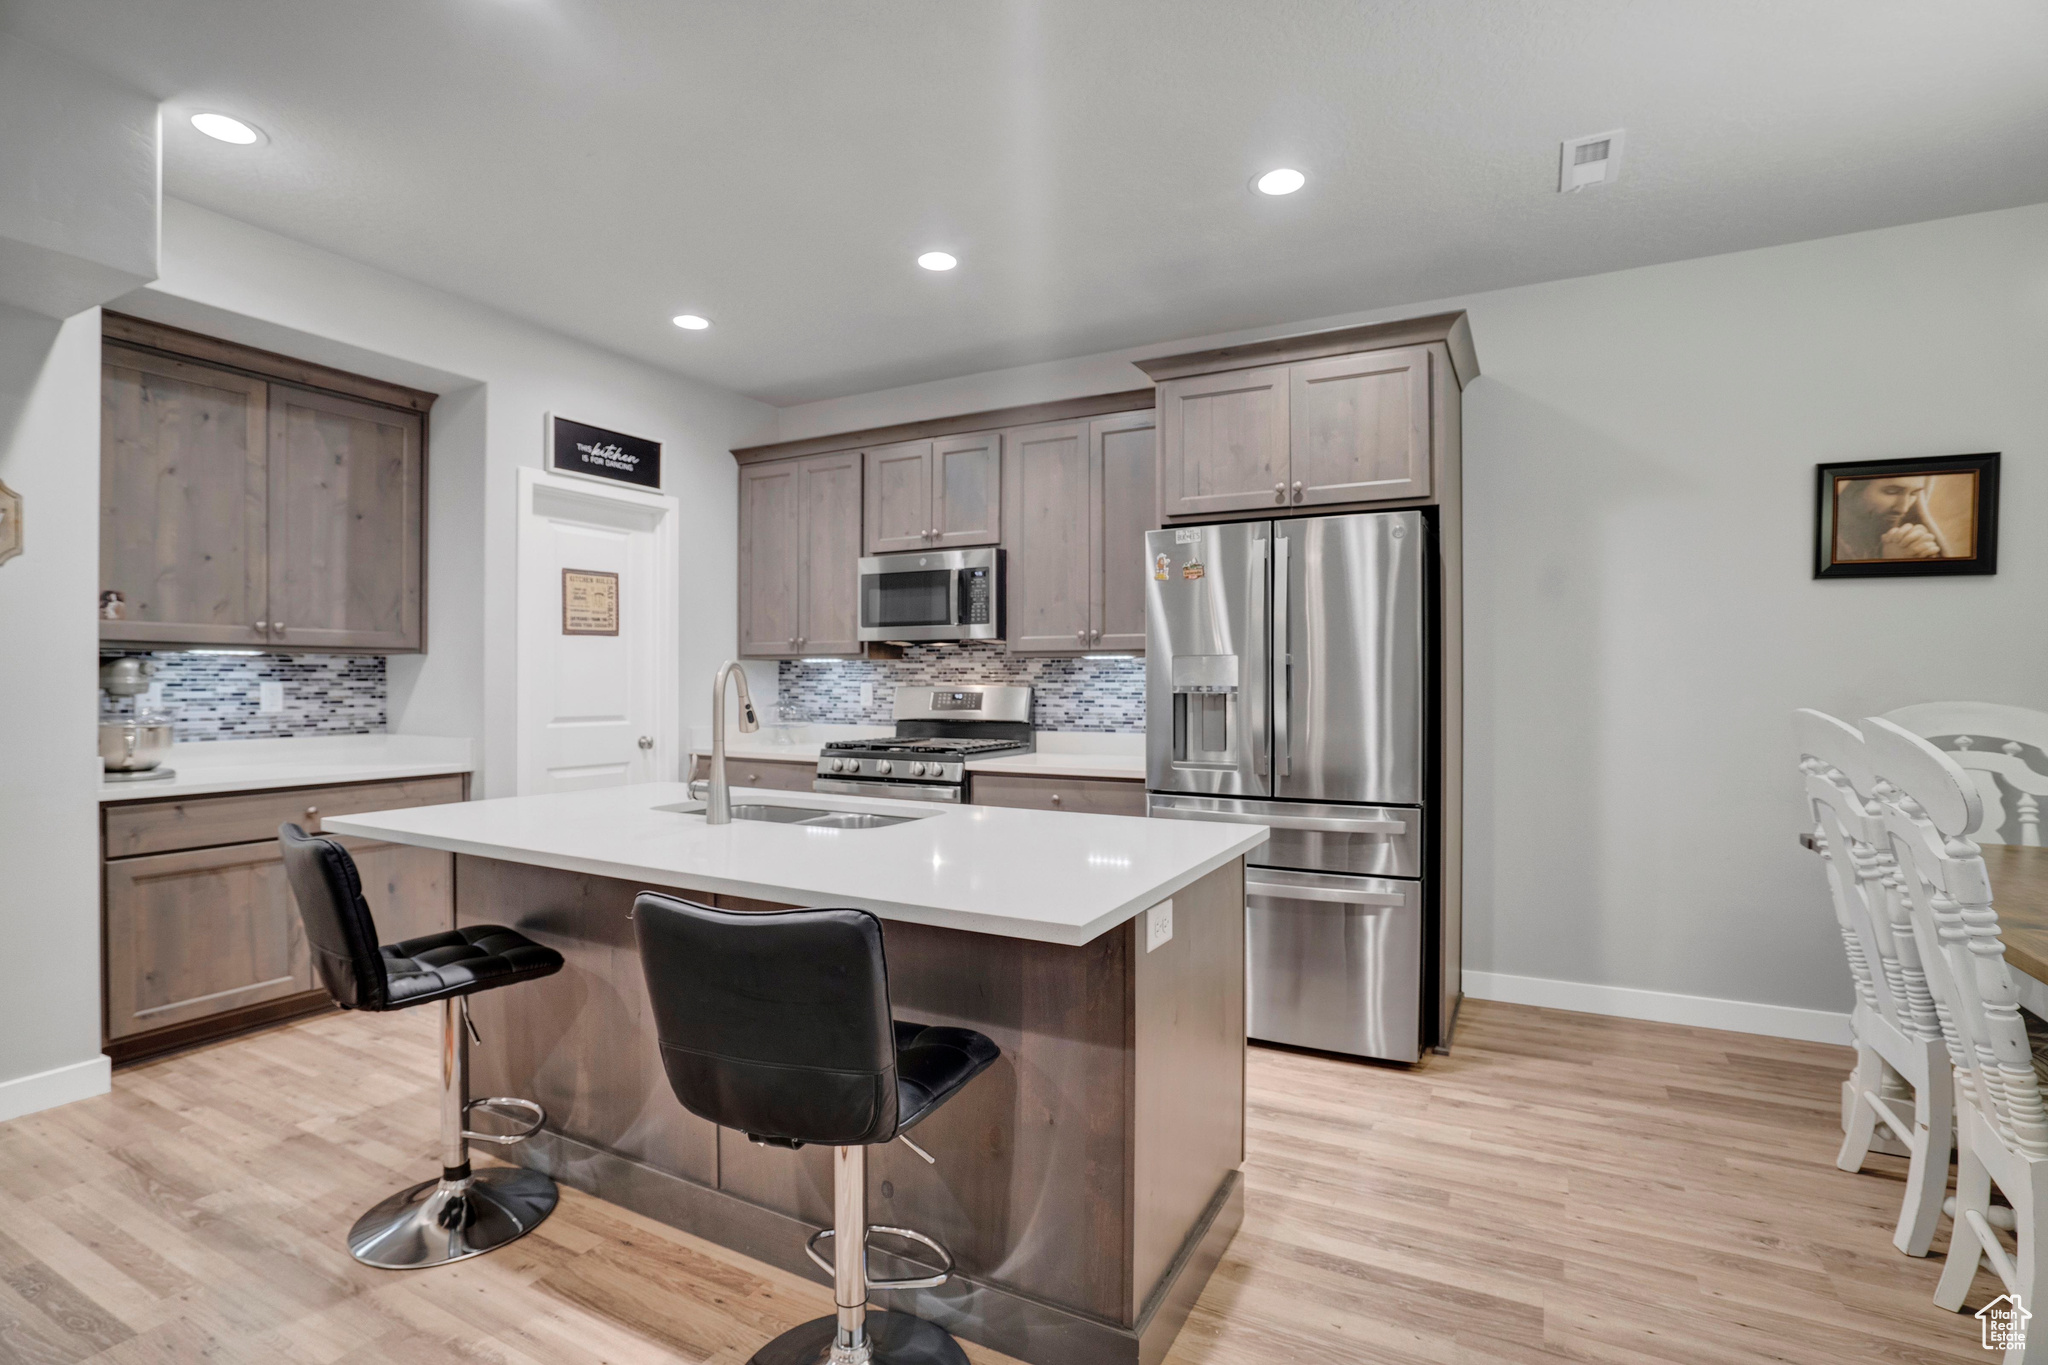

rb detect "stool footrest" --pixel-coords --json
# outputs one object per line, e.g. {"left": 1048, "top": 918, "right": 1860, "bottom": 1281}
{"left": 463, "top": 1096, "right": 546, "bottom": 1145}
{"left": 805, "top": 1225, "right": 954, "bottom": 1291}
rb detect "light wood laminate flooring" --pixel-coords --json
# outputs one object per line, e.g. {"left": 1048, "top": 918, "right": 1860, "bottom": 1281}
{"left": 0, "top": 1000, "right": 1997, "bottom": 1364}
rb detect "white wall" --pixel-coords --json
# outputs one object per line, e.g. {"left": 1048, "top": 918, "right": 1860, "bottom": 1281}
{"left": 124, "top": 199, "right": 778, "bottom": 795}
{"left": 773, "top": 202, "right": 2048, "bottom": 1038}
{"left": 0, "top": 34, "right": 158, "bottom": 318}
{"left": 0, "top": 307, "right": 111, "bottom": 1118}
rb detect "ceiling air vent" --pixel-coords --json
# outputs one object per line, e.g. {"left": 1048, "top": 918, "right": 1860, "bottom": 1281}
{"left": 1560, "top": 129, "right": 1624, "bottom": 192}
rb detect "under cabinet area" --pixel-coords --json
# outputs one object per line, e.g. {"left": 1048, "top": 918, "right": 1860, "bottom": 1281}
{"left": 1003, "top": 411, "right": 1155, "bottom": 654}
{"left": 99, "top": 315, "right": 434, "bottom": 653}
{"left": 739, "top": 451, "right": 863, "bottom": 658}
{"left": 101, "top": 773, "right": 464, "bottom": 1061}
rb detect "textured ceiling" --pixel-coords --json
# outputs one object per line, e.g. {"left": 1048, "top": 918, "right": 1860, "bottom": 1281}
{"left": 7, "top": 0, "right": 2047, "bottom": 403}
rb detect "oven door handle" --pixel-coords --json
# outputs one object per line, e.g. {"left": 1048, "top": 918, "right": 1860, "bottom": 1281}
{"left": 1245, "top": 872, "right": 1407, "bottom": 907}
{"left": 1147, "top": 804, "right": 1407, "bottom": 836}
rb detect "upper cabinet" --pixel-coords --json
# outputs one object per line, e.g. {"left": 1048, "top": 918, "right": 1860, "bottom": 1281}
{"left": 1141, "top": 312, "right": 1476, "bottom": 522}
{"left": 1155, "top": 364, "right": 1290, "bottom": 518}
{"left": 739, "top": 450, "right": 863, "bottom": 659}
{"left": 1003, "top": 410, "right": 1156, "bottom": 655}
{"left": 100, "top": 322, "right": 432, "bottom": 653}
{"left": 862, "top": 432, "right": 1001, "bottom": 554}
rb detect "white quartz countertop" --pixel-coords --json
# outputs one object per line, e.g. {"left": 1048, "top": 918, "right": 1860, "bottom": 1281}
{"left": 99, "top": 734, "right": 474, "bottom": 803}
{"left": 326, "top": 783, "right": 1262, "bottom": 946}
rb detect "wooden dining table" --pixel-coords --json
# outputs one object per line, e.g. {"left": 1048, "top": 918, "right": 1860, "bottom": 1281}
{"left": 1986, "top": 843, "right": 2048, "bottom": 1016}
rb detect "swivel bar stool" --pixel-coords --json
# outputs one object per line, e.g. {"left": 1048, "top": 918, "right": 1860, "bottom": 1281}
{"left": 278, "top": 822, "right": 565, "bottom": 1269}
{"left": 633, "top": 892, "right": 1000, "bottom": 1365}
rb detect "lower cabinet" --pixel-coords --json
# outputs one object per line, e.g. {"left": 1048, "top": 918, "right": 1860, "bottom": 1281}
{"left": 687, "top": 754, "right": 819, "bottom": 792}
{"left": 969, "top": 772, "right": 1147, "bottom": 817}
{"left": 101, "top": 774, "right": 464, "bottom": 1061}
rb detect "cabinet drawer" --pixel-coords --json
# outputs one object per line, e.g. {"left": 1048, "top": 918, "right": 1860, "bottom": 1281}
{"left": 970, "top": 773, "right": 1147, "bottom": 817}
{"left": 688, "top": 755, "right": 818, "bottom": 792}
{"left": 104, "top": 774, "right": 467, "bottom": 859}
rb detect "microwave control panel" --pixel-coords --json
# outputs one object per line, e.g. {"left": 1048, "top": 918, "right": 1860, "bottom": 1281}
{"left": 960, "top": 567, "right": 992, "bottom": 625}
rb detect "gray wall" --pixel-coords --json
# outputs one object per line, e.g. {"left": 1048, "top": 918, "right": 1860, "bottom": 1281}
{"left": 0, "top": 308, "right": 108, "bottom": 1113}
{"left": 773, "top": 201, "right": 2048, "bottom": 1023}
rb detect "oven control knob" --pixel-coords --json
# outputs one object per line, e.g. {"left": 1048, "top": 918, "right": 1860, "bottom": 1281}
{"left": 909, "top": 762, "right": 925, "bottom": 777}
{"left": 876, "top": 760, "right": 893, "bottom": 775}
{"left": 829, "top": 758, "right": 845, "bottom": 773}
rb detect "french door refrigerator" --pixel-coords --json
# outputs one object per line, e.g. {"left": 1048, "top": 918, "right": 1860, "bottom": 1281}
{"left": 1145, "top": 511, "right": 1432, "bottom": 1062}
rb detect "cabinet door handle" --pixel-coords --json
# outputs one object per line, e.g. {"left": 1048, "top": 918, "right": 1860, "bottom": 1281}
{"left": 305, "top": 806, "right": 319, "bottom": 816}
{"left": 1272, "top": 482, "right": 1285, "bottom": 503}
{"left": 256, "top": 621, "right": 269, "bottom": 632}
{"left": 1050, "top": 793, "right": 1061, "bottom": 805}
{"left": 1076, "top": 628, "right": 1086, "bottom": 641}
{"left": 1292, "top": 480, "right": 1304, "bottom": 502}
{"left": 273, "top": 623, "right": 286, "bottom": 636}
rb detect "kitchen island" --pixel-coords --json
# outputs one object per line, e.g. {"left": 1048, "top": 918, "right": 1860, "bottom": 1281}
{"left": 326, "top": 784, "right": 1264, "bottom": 1365}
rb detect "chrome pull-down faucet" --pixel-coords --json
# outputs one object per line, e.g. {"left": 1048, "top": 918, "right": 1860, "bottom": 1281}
{"left": 706, "top": 661, "right": 759, "bottom": 825}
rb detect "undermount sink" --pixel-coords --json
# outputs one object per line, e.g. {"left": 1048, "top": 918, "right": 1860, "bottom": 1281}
{"left": 657, "top": 801, "right": 924, "bottom": 830}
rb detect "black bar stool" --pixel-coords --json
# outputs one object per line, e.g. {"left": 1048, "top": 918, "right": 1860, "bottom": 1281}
{"left": 278, "top": 822, "right": 565, "bottom": 1269}
{"left": 633, "top": 892, "right": 999, "bottom": 1365}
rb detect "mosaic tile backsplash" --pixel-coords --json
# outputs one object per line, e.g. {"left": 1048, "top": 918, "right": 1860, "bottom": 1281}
{"left": 778, "top": 645, "right": 1145, "bottom": 732}
{"left": 101, "top": 651, "right": 386, "bottom": 742}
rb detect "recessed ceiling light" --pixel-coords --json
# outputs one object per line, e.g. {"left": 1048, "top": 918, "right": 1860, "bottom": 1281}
{"left": 1254, "top": 168, "right": 1305, "bottom": 196}
{"left": 190, "top": 112, "right": 262, "bottom": 145}
{"left": 672, "top": 314, "right": 710, "bottom": 330}
{"left": 917, "top": 251, "right": 957, "bottom": 272}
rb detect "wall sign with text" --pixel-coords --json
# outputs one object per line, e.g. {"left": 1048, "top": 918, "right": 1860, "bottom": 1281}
{"left": 550, "top": 415, "right": 662, "bottom": 489}
{"left": 562, "top": 569, "right": 620, "bottom": 636}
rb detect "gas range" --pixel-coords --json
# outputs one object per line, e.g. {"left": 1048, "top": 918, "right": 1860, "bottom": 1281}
{"left": 813, "top": 685, "right": 1033, "bottom": 803}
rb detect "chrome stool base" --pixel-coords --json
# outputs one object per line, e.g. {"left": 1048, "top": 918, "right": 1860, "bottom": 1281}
{"left": 748, "top": 1310, "right": 967, "bottom": 1365}
{"left": 347, "top": 1165, "right": 558, "bottom": 1270}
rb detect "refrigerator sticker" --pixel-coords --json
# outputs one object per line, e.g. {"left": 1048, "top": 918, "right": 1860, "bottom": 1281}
{"left": 1153, "top": 552, "right": 1171, "bottom": 581}
{"left": 1174, "top": 528, "right": 1201, "bottom": 543}
{"left": 1181, "top": 561, "right": 1205, "bottom": 580}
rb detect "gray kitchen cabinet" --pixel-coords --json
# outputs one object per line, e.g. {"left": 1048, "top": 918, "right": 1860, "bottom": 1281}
{"left": 1156, "top": 363, "right": 1289, "bottom": 519}
{"left": 1004, "top": 410, "right": 1156, "bottom": 655}
{"left": 1002, "top": 420, "right": 1093, "bottom": 652}
{"left": 932, "top": 431, "right": 1002, "bottom": 546}
{"left": 99, "top": 328, "right": 429, "bottom": 653}
{"left": 266, "top": 383, "right": 424, "bottom": 651}
{"left": 969, "top": 771, "right": 1147, "bottom": 817}
{"left": 1092, "top": 411, "right": 1156, "bottom": 651}
{"left": 740, "top": 451, "right": 863, "bottom": 658}
{"left": 739, "top": 459, "right": 802, "bottom": 654}
{"left": 100, "top": 345, "right": 271, "bottom": 648}
{"left": 863, "top": 439, "right": 933, "bottom": 554}
{"left": 864, "top": 433, "right": 1001, "bottom": 554}
{"left": 101, "top": 773, "right": 464, "bottom": 1061}
{"left": 1152, "top": 343, "right": 1437, "bottom": 519}
{"left": 798, "top": 450, "right": 863, "bottom": 654}
{"left": 1289, "top": 346, "right": 1432, "bottom": 505}
{"left": 688, "top": 754, "right": 818, "bottom": 791}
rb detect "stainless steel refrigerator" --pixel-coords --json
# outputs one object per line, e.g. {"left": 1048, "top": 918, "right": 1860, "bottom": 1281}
{"left": 1146, "top": 511, "right": 1434, "bottom": 1062}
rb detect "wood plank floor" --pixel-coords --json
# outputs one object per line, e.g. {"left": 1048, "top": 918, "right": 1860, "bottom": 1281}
{"left": 0, "top": 999, "right": 1998, "bottom": 1364}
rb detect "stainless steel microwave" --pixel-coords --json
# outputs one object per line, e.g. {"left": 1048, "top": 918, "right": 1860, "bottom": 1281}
{"left": 857, "top": 547, "right": 1003, "bottom": 643}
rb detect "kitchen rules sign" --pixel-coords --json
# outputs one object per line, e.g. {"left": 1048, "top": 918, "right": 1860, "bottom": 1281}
{"left": 550, "top": 415, "right": 661, "bottom": 489}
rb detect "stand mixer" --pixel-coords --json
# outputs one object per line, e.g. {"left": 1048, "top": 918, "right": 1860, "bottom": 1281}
{"left": 99, "top": 656, "right": 176, "bottom": 782}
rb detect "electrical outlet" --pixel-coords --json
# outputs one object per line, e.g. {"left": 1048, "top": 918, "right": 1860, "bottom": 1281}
{"left": 1145, "top": 899, "right": 1173, "bottom": 953}
{"left": 259, "top": 681, "right": 285, "bottom": 714}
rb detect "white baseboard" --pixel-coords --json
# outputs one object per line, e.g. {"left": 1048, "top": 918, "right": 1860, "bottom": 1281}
{"left": 0, "top": 1055, "right": 111, "bottom": 1124}
{"left": 1462, "top": 970, "right": 1851, "bottom": 1046}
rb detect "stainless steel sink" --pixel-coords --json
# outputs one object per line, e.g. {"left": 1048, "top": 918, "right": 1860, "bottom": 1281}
{"left": 656, "top": 801, "right": 923, "bottom": 830}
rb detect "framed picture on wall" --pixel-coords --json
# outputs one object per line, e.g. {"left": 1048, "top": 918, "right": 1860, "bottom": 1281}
{"left": 1814, "top": 452, "right": 1999, "bottom": 579}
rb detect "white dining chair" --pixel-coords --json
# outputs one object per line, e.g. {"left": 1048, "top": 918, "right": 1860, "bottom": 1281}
{"left": 1866, "top": 715, "right": 2048, "bottom": 1352}
{"left": 1796, "top": 709, "right": 1953, "bottom": 1256}
{"left": 1884, "top": 701, "right": 2048, "bottom": 847}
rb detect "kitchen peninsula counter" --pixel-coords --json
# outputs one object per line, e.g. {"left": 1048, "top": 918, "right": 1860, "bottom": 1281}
{"left": 327, "top": 786, "right": 1263, "bottom": 1365}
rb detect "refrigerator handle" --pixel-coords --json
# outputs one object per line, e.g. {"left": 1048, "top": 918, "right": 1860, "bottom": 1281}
{"left": 1246, "top": 871, "right": 1406, "bottom": 907}
{"left": 1251, "top": 539, "right": 1268, "bottom": 783}
{"left": 1273, "top": 533, "right": 1290, "bottom": 778}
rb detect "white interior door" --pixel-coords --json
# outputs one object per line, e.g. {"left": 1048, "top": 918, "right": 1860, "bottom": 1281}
{"left": 517, "top": 468, "right": 678, "bottom": 794}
